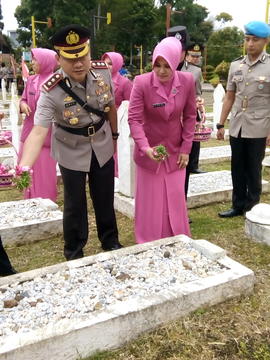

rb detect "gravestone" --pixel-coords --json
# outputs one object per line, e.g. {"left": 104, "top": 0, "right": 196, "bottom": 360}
{"left": 0, "top": 235, "right": 254, "bottom": 360}
{"left": 117, "top": 100, "right": 135, "bottom": 197}
{"left": 1, "top": 79, "right": 6, "bottom": 102}
{"left": 0, "top": 198, "right": 63, "bottom": 245}
{"left": 245, "top": 203, "right": 270, "bottom": 246}
{"left": 213, "top": 83, "right": 225, "bottom": 133}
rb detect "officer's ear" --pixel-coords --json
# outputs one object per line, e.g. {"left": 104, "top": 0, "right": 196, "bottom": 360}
{"left": 55, "top": 53, "right": 60, "bottom": 62}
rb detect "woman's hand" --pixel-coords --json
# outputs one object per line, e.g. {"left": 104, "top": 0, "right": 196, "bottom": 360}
{"left": 20, "top": 102, "right": 32, "bottom": 116}
{"left": 177, "top": 153, "right": 189, "bottom": 169}
{"left": 145, "top": 147, "right": 161, "bottom": 162}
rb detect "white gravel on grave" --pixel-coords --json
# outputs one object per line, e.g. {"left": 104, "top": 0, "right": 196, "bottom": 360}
{"left": 188, "top": 170, "right": 232, "bottom": 194}
{"left": 0, "top": 199, "right": 60, "bottom": 228}
{"left": 0, "top": 238, "right": 226, "bottom": 340}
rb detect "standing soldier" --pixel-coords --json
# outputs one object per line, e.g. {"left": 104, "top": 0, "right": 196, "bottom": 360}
{"left": 167, "top": 26, "right": 205, "bottom": 221}
{"left": 182, "top": 43, "right": 206, "bottom": 185}
{"left": 217, "top": 21, "right": 270, "bottom": 217}
{"left": 19, "top": 24, "right": 123, "bottom": 259}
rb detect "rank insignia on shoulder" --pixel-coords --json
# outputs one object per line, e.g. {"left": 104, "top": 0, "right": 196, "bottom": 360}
{"left": 91, "top": 61, "right": 108, "bottom": 69}
{"left": 232, "top": 55, "right": 244, "bottom": 62}
{"left": 43, "top": 73, "right": 63, "bottom": 92}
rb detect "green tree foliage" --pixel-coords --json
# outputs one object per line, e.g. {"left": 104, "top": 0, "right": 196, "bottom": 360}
{"left": 215, "top": 12, "right": 233, "bottom": 25}
{"left": 157, "top": 0, "right": 213, "bottom": 44}
{"left": 15, "top": 0, "right": 97, "bottom": 48}
{"left": 93, "top": 0, "right": 157, "bottom": 60}
{"left": 14, "top": 0, "right": 213, "bottom": 67}
{"left": 206, "top": 26, "right": 244, "bottom": 67}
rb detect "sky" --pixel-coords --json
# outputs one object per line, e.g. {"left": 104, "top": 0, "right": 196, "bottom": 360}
{"left": 1, "top": 0, "right": 21, "bottom": 34}
{"left": 1, "top": 0, "right": 268, "bottom": 35}
{"left": 196, "top": 0, "right": 267, "bottom": 31}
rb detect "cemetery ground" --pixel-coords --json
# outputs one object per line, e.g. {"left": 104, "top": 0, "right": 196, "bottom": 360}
{"left": 1, "top": 139, "right": 270, "bottom": 359}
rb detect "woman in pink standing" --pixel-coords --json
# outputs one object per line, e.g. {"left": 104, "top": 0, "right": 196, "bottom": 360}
{"left": 101, "top": 52, "right": 132, "bottom": 177}
{"left": 101, "top": 52, "right": 132, "bottom": 109}
{"left": 19, "top": 48, "right": 58, "bottom": 201}
{"left": 128, "top": 37, "right": 197, "bottom": 244}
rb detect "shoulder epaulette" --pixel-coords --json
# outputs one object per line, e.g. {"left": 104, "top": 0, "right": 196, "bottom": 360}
{"left": 43, "top": 73, "right": 63, "bottom": 92}
{"left": 232, "top": 55, "right": 244, "bottom": 62}
{"left": 91, "top": 61, "right": 108, "bottom": 69}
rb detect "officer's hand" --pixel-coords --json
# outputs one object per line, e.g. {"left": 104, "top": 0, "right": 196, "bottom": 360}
{"left": 20, "top": 102, "right": 31, "bottom": 116}
{"left": 217, "top": 128, "right": 225, "bottom": 141}
{"left": 266, "top": 135, "right": 270, "bottom": 147}
{"left": 177, "top": 153, "right": 189, "bottom": 169}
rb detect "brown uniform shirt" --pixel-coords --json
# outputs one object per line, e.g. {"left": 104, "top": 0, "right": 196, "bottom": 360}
{"left": 227, "top": 52, "right": 270, "bottom": 138}
{"left": 34, "top": 68, "right": 115, "bottom": 171}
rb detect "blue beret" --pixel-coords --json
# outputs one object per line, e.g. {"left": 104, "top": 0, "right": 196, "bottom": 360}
{"left": 244, "top": 21, "right": 270, "bottom": 38}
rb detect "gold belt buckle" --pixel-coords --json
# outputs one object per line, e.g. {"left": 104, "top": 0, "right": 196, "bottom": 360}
{"left": 88, "top": 125, "right": 95, "bottom": 136}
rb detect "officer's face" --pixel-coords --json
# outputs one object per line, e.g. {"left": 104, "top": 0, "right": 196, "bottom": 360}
{"left": 153, "top": 56, "right": 173, "bottom": 83}
{"left": 103, "top": 56, "right": 113, "bottom": 73}
{"left": 244, "top": 35, "right": 268, "bottom": 57}
{"left": 186, "top": 53, "right": 201, "bottom": 66}
{"left": 58, "top": 52, "right": 91, "bottom": 83}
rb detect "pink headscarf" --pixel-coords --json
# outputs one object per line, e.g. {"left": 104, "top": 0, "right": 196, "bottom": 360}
{"left": 152, "top": 37, "right": 182, "bottom": 72}
{"left": 101, "top": 52, "right": 123, "bottom": 81}
{"left": 31, "top": 48, "right": 58, "bottom": 100}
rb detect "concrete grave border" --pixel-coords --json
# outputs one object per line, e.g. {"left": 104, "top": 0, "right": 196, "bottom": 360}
{"left": 0, "top": 235, "right": 254, "bottom": 360}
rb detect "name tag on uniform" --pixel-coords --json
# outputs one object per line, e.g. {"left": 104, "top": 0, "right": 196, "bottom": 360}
{"left": 65, "top": 101, "right": 76, "bottom": 108}
{"left": 29, "top": 91, "right": 36, "bottom": 95}
{"left": 152, "top": 102, "right": 165, "bottom": 108}
{"left": 234, "top": 70, "right": 242, "bottom": 75}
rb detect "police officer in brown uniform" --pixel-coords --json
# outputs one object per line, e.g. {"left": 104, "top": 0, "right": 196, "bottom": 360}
{"left": 182, "top": 43, "right": 206, "bottom": 181}
{"left": 217, "top": 21, "right": 270, "bottom": 217}
{"left": 20, "top": 25, "right": 123, "bottom": 259}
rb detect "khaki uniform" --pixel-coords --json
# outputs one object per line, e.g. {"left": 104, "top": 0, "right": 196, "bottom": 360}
{"left": 35, "top": 68, "right": 114, "bottom": 171}
{"left": 225, "top": 52, "right": 270, "bottom": 212}
{"left": 181, "top": 61, "right": 204, "bottom": 193}
{"left": 227, "top": 52, "right": 270, "bottom": 138}
{"left": 181, "top": 61, "right": 202, "bottom": 97}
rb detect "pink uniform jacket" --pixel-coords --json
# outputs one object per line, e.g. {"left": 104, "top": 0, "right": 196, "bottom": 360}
{"left": 128, "top": 70, "right": 197, "bottom": 173}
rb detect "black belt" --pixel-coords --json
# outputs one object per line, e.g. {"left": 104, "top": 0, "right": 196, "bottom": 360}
{"left": 57, "top": 117, "right": 105, "bottom": 137}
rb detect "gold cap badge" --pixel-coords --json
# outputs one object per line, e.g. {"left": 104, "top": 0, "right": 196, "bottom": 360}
{"left": 66, "top": 31, "right": 80, "bottom": 45}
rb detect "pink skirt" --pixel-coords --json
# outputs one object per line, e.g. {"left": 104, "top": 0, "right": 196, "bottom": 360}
{"left": 135, "top": 162, "right": 190, "bottom": 244}
{"left": 18, "top": 142, "right": 57, "bottom": 202}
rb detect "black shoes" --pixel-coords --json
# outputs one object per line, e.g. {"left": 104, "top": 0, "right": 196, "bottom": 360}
{"left": 0, "top": 267, "right": 18, "bottom": 277}
{"left": 102, "top": 240, "right": 123, "bottom": 251}
{"left": 218, "top": 208, "right": 244, "bottom": 218}
{"left": 190, "top": 169, "right": 207, "bottom": 174}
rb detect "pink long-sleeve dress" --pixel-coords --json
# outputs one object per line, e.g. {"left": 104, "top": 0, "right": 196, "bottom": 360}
{"left": 18, "top": 48, "right": 58, "bottom": 201}
{"left": 128, "top": 38, "right": 196, "bottom": 244}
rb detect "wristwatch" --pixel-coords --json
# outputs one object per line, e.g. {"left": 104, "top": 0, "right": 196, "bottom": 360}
{"left": 216, "top": 123, "right": 225, "bottom": 130}
{"left": 112, "top": 132, "right": 119, "bottom": 140}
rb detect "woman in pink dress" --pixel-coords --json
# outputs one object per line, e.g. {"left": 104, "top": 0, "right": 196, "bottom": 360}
{"left": 19, "top": 48, "right": 58, "bottom": 201}
{"left": 101, "top": 52, "right": 133, "bottom": 178}
{"left": 101, "top": 52, "right": 132, "bottom": 109}
{"left": 128, "top": 37, "right": 197, "bottom": 244}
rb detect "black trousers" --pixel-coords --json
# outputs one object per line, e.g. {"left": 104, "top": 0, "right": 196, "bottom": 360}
{"left": 0, "top": 236, "right": 14, "bottom": 276}
{"left": 230, "top": 134, "right": 266, "bottom": 212}
{"left": 59, "top": 153, "right": 118, "bottom": 260}
{"left": 185, "top": 141, "right": 200, "bottom": 196}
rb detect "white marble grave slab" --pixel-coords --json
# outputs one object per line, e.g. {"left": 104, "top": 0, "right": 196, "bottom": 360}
{"left": 200, "top": 145, "right": 270, "bottom": 165}
{"left": 0, "top": 198, "right": 63, "bottom": 245}
{"left": 114, "top": 170, "right": 270, "bottom": 218}
{"left": 245, "top": 219, "right": 270, "bottom": 246}
{"left": 0, "top": 147, "right": 15, "bottom": 164}
{"left": 0, "top": 235, "right": 254, "bottom": 360}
